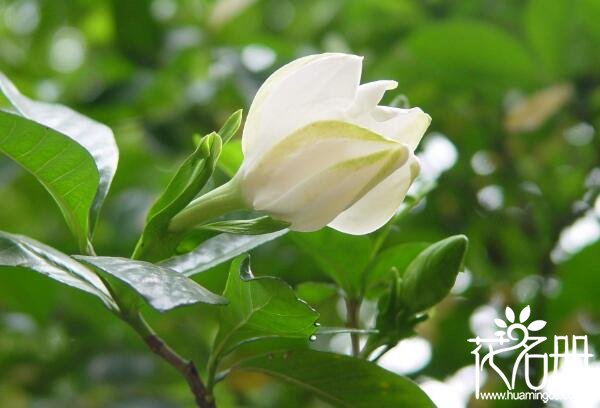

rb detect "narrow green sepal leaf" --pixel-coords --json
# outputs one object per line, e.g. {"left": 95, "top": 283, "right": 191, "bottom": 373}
{"left": 218, "top": 109, "right": 243, "bottom": 144}
{"left": 198, "top": 216, "right": 290, "bottom": 235}
{"left": 146, "top": 132, "right": 222, "bottom": 229}
{"left": 134, "top": 132, "right": 222, "bottom": 261}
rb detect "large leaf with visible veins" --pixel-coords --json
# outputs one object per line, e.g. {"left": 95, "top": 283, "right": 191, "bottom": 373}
{"left": 75, "top": 256, "right": 228, "bottom": 312}
{"left": 211, "top": 255, "right": 318, "bottom": 359}
{"left": 0, "top": 111, "right": 99, "bottom": 250}
{"left": 235, "top": 350, "right": 435, "bottom": 408}
{"left": 0, "top": 231, "right": 116, "bottom": 310}
{"left": 0, "top": 72, "right": 118, "bottom": 235}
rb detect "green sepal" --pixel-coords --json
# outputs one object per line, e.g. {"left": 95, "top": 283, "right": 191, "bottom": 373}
{"left": 218, "top": 109, "right": 243, "bottom": 144}
{"left": 133, "top": 132, "right": 222, "bottom": 261}
{"left": 197, "top": 216, "right": 290, "bottom": 235}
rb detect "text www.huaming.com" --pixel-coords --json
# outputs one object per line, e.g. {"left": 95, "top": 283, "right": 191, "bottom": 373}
{"left": 478, "top": 391, "right": 568, "bottom": 403}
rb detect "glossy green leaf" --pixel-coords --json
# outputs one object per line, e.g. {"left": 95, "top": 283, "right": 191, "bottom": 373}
{"left": 0, "top": 231, "right": 116, "bottom": 310}
{"left": 161, "top": 230, "right": 288, "bottom": 276}
{"left": 198, "top": 216, "right": 289, "bottom": 235}
{"left": 0, "top": 72, "right": 118, "bottom": 235}
{"left": 291, "top": 228, "right": 372, "bottom": 297}
{"left": 134, "top": 132, "right": 222, "bottom": 261}
{"left": 0, "top": 111, "right": 99, "bottom": 250}
{"left": 211, "top": 255, "right": 318, "bottom": 359}
{"left": 218, "top": 109, "right": 243, "bottom": 144}
{"left": 234, "top": 350, "right": 435, "bottom": 408}
{"left": 75, "top": 255, "right": 227, "bottom": 312}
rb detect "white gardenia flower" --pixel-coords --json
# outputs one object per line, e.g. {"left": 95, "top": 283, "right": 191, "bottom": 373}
{"left": 234, "top": 53, "right": 431, "bottom": 235}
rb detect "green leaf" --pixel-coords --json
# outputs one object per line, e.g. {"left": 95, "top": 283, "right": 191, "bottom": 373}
{"left": 211, "top": 255, "right": 318, "bottom": 359}
{"left": 217, "top": 139, "right": 243, "bottom": 177}
{"left": 234, "top": 350, "right": 435, "bottom": 408}
{"left": 218, "top": 109, "right": 243, "bottom": 144}
{"left": 134, "top": 132, "right": 222, "bottom": 261}
{"left": 0, "top": 72, "right": 118, "bottom": 235}
{"left": 400, "top": 235, "right": 468, "bottom": 313}
{"left": 110, "top": 0, "right": 162, "bottom": 64}
{"left": 75, "top": 255, "right": 227, "bottom": 312}
{"left": 524, "top": 0, "right": 570, "bottom": 78}
{"left": 0, "top": 111, "right": 99, "bottom": 251}
{"left": 402, "top": 20, "right": 536, "bottom": 87}
{"left": 0, "top": 231, "right": 116, "bottom": 310}
{"left": 198, "top": 216, "right": 289, "bottom": 235}
{"left": 549, "top": 241, "right": 600, "bottom": 321}
{"left": 367, "top": 242, "right": 429, "bottom": 289}
{"left": 161, "top": 230, "right": 287, "bottom": 276}
{"left": 291, "top": 228, "right": 372, "bottom": 297}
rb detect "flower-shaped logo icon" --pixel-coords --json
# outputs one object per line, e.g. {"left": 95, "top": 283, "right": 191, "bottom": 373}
{"left": 493, "top": 306, "right": 547, "bottom": 340}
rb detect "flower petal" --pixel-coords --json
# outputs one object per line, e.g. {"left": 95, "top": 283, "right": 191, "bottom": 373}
{"left": 347, "top": 80, "right": 398, "bottom": 116}
{"left": 243, "top": 53, "right": 362, "bottom": 160}
{"left": 351, "top": 106, "right": 431, "bottom": 150}
{"left": 240, "top": 120, "right": 403, "bottom": 211}
{"left": 258, "top": 144, "right": 409, "bottom": 232}
{"left": 328, "top": 153, "right": 420, "bottom": 235}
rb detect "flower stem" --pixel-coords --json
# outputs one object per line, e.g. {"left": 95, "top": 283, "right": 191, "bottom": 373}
{"left": 345, "top": 297, "right": 362, "bottom": 357}
{"left": 169, "top": 178, "right": 245, "bottom": 233}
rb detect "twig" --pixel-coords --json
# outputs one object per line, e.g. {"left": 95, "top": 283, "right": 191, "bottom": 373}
{"left": 345, "top": 298, "right": 361, "bottom": 357}
{"left": 128, "top": 313, "right": 215, "bottom": 408}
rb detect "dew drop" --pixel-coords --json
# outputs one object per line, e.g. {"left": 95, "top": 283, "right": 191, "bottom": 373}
{"left": 309, "top": 335, "right": 317, "bottom": 342}
{"left": 314, "top": 322, "right": 321, "bottom": 327}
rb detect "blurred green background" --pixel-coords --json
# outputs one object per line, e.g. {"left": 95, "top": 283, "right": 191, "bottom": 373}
{"left": 0, "top": 0, "right": 599, "bottom": 407}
